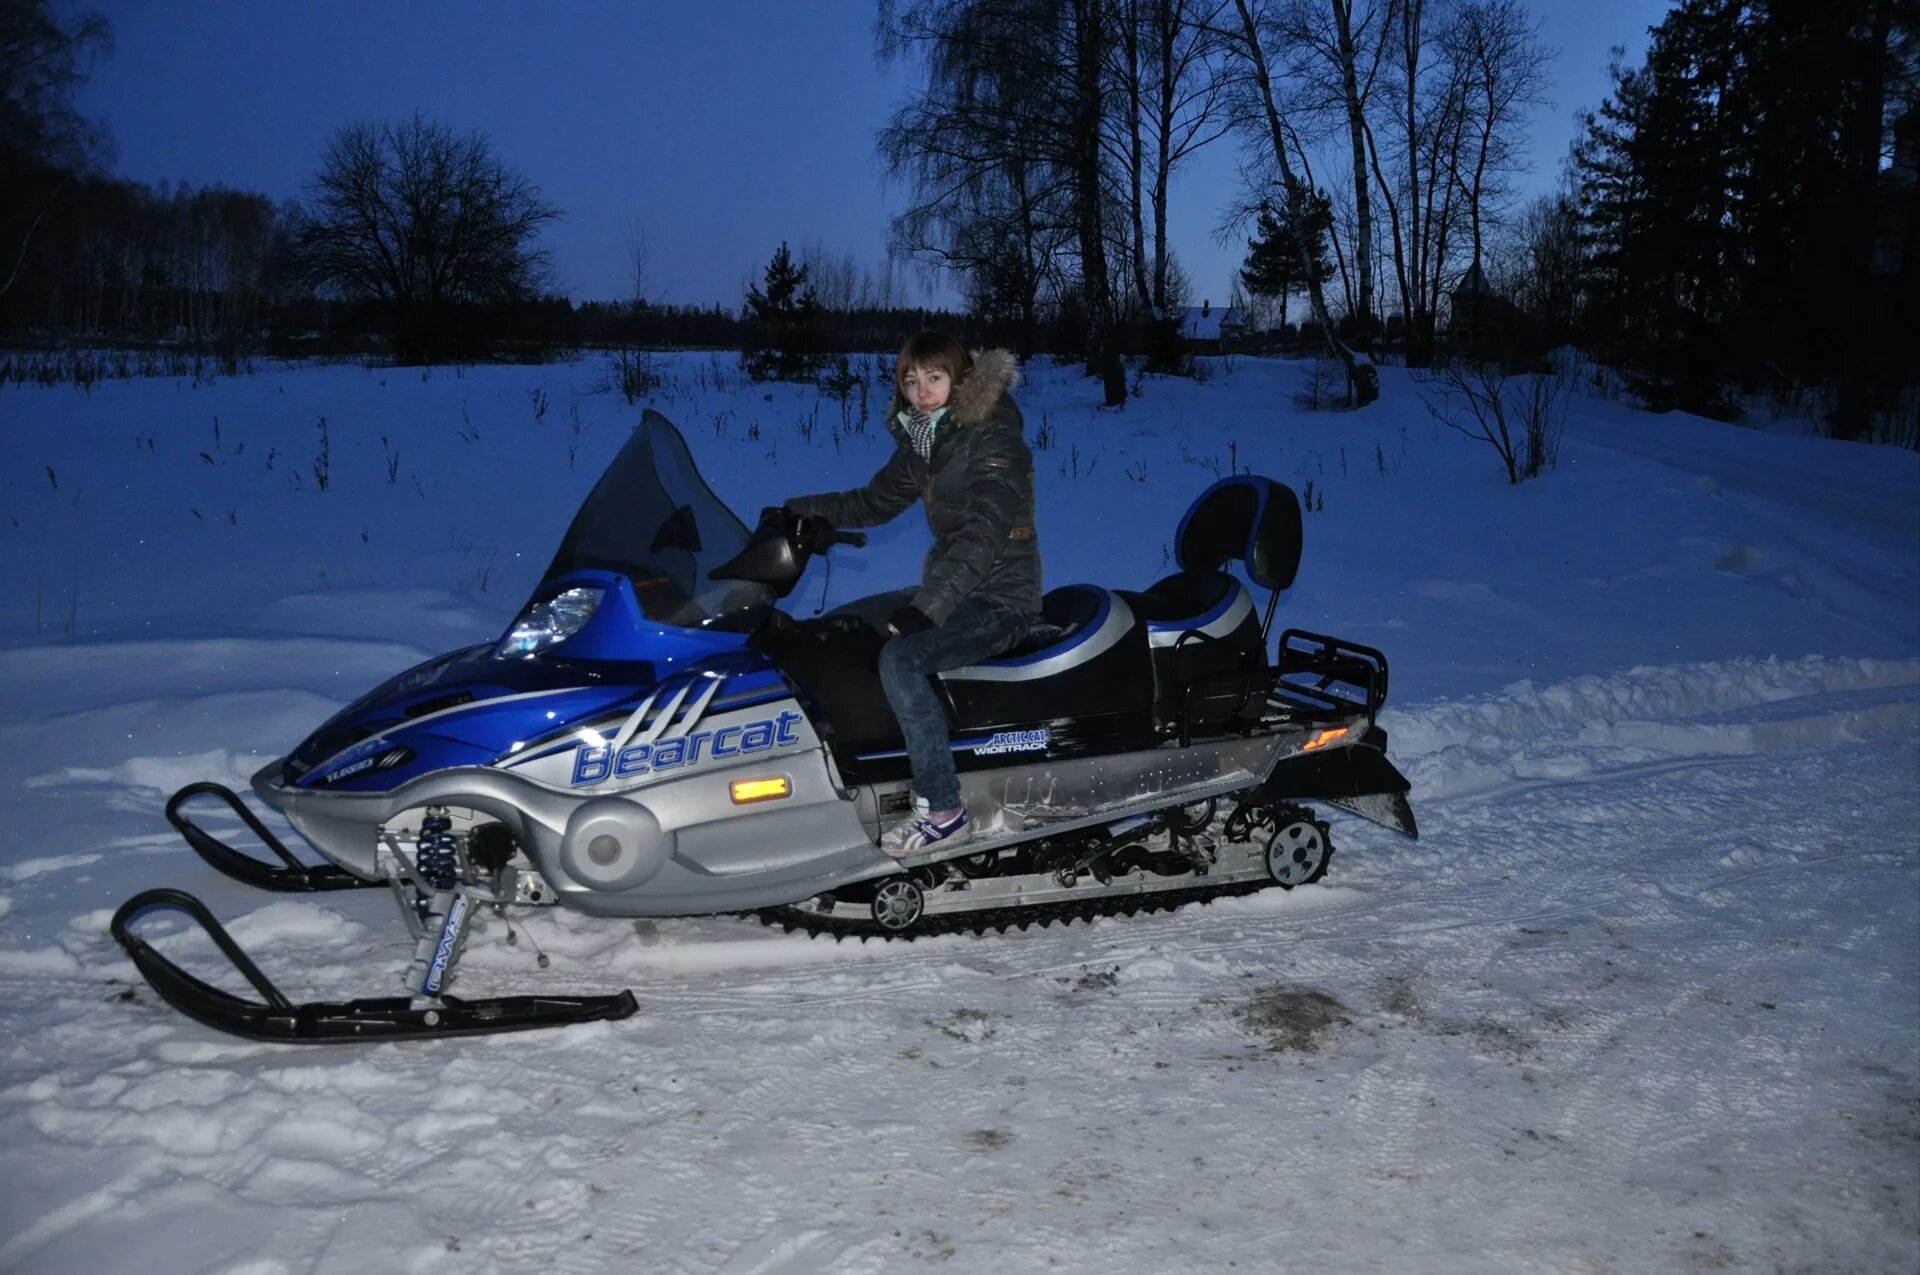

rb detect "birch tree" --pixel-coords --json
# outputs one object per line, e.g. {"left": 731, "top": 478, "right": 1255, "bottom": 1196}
{"left": 1069, "top": 0, "right": 1128, "bottom": 402}
{"left": 1362, "top": 0, "right": 1469, "bottom": 366}
{"left": 879, "top": 0, "right": 1126, "bottom": 402}
{"left": 1445, "top": 0, "right": 1551, "bottom": 273}
{"left": 1116, "top": 0, "right": 1233, "bottom": 317}
{"left": 1275, "top": 0, "right": 1394, "bottom": 346}
{"left": 878, "top": 0, "right": 1076, "bottom": 354}
{"left": 0, "top": 0, "right": 111, "bottom": 301}
{"left": 1222, "top": 0, "right": 1380, "bottom": 403}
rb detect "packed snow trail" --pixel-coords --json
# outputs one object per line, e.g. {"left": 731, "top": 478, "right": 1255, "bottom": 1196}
{"left": 1, "top": 658, "right": 1913, "bottom": 1274}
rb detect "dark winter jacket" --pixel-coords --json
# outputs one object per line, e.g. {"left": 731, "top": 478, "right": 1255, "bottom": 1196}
{"left": 787, "top": 349, "right": 1041, "bottom": 627}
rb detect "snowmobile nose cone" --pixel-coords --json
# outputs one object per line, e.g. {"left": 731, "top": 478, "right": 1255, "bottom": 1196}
{"left": 560, "top": 797, "right": 674, "bottom": 891}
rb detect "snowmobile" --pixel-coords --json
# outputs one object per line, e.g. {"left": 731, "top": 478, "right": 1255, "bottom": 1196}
{"left": 112, "top": 410, "right": 1417, "bottom": 1044}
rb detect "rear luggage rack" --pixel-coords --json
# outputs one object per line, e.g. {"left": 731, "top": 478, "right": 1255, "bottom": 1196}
{"left": 1171, "top": 629, "right": 1389, "bottom": 746}
{"left": 1272, "top": 629, "right": 1389, "bottom": 723}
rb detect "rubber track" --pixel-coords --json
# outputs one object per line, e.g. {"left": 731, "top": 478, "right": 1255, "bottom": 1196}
{"left": 756, "top": 875, "right": 1274, "bottom": 942}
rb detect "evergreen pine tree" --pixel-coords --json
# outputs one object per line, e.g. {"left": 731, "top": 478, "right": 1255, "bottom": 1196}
{"left": 1239, "top": 188, "right": 1335, "bottom": 328}
{"left": 1570, "top": 0, "right": 1910, "bottom": 428}
{"left": 740, "top": 242, "right": 823, "bottom": 382}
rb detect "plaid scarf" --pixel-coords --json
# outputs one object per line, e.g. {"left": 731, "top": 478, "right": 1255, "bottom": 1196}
{"left": 901, "top": 406, "right": 947, "bottom": 459}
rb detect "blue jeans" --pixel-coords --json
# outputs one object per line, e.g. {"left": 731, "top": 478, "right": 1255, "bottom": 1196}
{"left": 852, "top": 588, "right": 1029, "bottom": 810}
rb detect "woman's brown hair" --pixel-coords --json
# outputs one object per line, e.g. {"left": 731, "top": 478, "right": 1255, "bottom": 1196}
{"left": 896, "top": 331, "right": 973, "bottom": 395}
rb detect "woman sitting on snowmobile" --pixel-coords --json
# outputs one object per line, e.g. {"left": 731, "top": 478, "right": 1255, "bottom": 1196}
{"left": 777, "top": 332, "right": 1040, "bottom": 856}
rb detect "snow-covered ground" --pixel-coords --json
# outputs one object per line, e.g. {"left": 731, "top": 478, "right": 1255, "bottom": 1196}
{"left": 0, "top": 352, "right": 1914, "bottom": 1273}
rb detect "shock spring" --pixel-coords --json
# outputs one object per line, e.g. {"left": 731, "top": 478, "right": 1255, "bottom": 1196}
{"left": 416, "top": 807, "right": 458, "bottom": 891}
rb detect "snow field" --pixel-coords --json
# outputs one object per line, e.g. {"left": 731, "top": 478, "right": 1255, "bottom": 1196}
{"left": 0, "top": 353, "right": 1914, "bottom": 1272}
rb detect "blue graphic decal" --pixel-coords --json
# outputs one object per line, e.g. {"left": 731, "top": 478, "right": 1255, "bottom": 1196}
{"left": 322, "top": 754, "right": 380, "bottom": 783}
{"left": 571, "top": 709, "right": 805, "bottom": 785}
{"left": 422, "top": 894, "right": 470, "bottom": 996}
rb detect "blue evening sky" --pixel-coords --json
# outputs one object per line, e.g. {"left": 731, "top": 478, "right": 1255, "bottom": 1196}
{"left": 75, "top": 1, "right": 1673, "bottom": 309}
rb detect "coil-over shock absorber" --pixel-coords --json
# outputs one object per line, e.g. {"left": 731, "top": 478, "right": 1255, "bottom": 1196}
{"left": 416, "top": 807, "right": 458, "bottom": 891}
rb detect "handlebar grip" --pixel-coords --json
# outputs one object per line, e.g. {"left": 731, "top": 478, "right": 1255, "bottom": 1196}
{"left": 832, "top": 531, "right": 868, "bottom": 548}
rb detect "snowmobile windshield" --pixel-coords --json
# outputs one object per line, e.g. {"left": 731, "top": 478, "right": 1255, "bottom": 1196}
{"left": 538, "top": 410, "right": 768, "bottom": 630}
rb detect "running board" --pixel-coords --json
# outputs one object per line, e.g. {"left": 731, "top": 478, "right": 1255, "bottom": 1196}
{"left": 888, "top": 764, "right": 1272, "bottom": 872}
{"left": 166, "top": 782, "right": 383, "bottom": 892}
{"left": 111, "top": 889, "right": 637, "bottom": 1044}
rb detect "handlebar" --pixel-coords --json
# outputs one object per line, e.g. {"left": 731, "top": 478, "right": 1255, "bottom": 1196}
{"left": 710, "top": 516, "right": 863, "bottom": 590}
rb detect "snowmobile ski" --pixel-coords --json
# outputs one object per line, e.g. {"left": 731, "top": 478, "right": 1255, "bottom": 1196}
{"left": 111, "top": 888, "right": 637, "bottom": 1043}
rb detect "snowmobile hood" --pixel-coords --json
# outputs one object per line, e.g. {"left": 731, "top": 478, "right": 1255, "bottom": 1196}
{"left": 281, "top": 637, "right": 789, "bottom": 795}
{"left": 280, "top": 412, "right": 793, "bottom": 796}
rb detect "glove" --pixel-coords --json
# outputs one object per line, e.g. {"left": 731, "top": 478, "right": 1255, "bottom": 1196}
{"left": 886, "top": 605, "right": 935, "bottom": 638}
{"left": 793, "top": 513, "right": 840, "bottom": 555}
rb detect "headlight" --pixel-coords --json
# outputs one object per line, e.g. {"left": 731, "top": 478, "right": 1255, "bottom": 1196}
{"left": 500, "top": 586, "right": 602, "bottom": 657}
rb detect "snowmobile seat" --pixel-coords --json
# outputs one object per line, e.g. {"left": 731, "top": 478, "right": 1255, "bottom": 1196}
{"left": 938, "top": 583, "right": 1152, "bottom": 727}
{"left": 1116, "top": 476, "right": 1302, "bottom": 730}
{"left": 772, "top": 585, "right": 1153, "bottom": 776}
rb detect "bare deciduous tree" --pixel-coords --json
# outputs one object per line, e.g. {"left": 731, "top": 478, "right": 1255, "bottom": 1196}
{"left": 1489, "top": 191, "right": 1580, "bottom": 346}
{"left": 1445, "top": 0, "right": 1552, "bottom": 272}
{"left": 0, "top": 0, "right": 111, "bottom": 299}
{"left": 623, "top": 218, "right": 650, "bottom": 313}
{"left": 290, "top": 113, "right": 560, "bottom": 359}
{"left": 0, "top": 0, "right": 110, "bottom": 168}
{"left": 796, "top": 239, "right": 911, "bottom": 346}
{"left": 879, "top": 0, "right": 1076, "bottom": 354}
{"left": 1274, "top": 0, "right": 1394, "bottom": 343}
{"left": 1221, "top": 0, "right": 1380, "bottom": 403}
{"left": 1068, "top": 0, "right": 1128, "bottom": 402}
{"left": 1418, "top": 355, "right": 1567, "bottom": 482}
{"left": 1116, "top": 0, "right": 1233, "bottom": 318}
{"left": 879, "top": 0, "right": 1126, "bottom": 401}
{"left": 1363, "top": 0, "right": 1470, "bottom": 366}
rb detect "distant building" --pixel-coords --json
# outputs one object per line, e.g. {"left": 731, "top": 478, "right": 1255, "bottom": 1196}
{"left": 1443, "top": 263, "right": 1530, "bottom": 360}
{"left": 1179, "top": 300, "right": 1244, "bottom": 351}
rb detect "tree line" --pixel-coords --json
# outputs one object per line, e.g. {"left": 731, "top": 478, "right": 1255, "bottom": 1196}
{"left": 3, "top": 0, "right": 1913, "bottom": 438}
{"left": 877, "top": 0, "right": 1558, "bottom": 405}
{"left": 0, "top": 3, "right": 956, "bottom": 361}
{"left": 1569, "top": 0, "right": 1912, "bottom": 436}
{"left": 879, "top": 0, "right": 1913, "bottom": 432}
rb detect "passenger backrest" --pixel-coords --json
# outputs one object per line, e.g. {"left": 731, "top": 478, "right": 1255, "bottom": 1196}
{"left": 1175, "top": 477, "right": 1302, "bottom": 591}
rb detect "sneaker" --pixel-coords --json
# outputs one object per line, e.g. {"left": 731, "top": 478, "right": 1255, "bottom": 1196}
{"left": 880, "top": 798, "right": 970, "bottom": 858}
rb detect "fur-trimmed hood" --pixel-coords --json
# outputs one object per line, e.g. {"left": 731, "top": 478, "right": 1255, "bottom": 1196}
{"left": 788, "top": 344, "right": 1038, "bottom": 625}
{"left": 890, "top": 348, "right": 1020, "bottom": 426}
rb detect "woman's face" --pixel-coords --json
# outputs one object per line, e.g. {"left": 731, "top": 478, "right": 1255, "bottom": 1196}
{"left": 901, "top": 364, "right": 952, "bottom": 413}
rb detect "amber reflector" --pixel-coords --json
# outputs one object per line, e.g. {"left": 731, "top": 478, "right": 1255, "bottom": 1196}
{"left": 730, "top": 776, "right": 791, "bottom": 803}
{"left": 1301, "top": 726, "right": 1351, "bottom": 752}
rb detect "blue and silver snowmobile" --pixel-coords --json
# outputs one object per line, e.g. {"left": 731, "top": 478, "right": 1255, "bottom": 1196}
{"left": 113, "top": 411, "right": 1417, "bottom": 1043}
